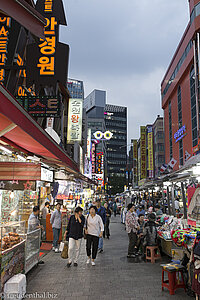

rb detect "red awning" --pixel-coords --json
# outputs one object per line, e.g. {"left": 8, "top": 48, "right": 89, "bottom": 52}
{"left": 0, "top": 0, "right": 46, "bottom": 39}
{"left": 0, "top": 84, "right": 80, "bottom": 174}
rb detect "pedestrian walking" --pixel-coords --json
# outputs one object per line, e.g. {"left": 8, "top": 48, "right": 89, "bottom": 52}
{"left": 64, "top": 207, "right": 85, "bottom": 268}
{"left": 113, "top": 201, "right": 117, "bottom": 217}
{"left": 104, "top": 202, "right": 112, "bottom": 239}
{"left": 50, "top": 203, "right": 62, "bottom": 253}
{"left": 95, "top": 200, "right": 106, "bottom": 252}
{"left": 85, "top": 206, "right": 104, "bottom": 266}
{"left": 125, "top": 203, "right": 139, "bottom": 258}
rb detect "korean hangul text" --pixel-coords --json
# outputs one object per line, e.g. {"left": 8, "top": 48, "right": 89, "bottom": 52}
{"left": 39, "top": 36, "right": 56, "bottom": 55}
{"left": 44, "top": 17, "right": 57, "bottom": 35}
{"left": 44, "top": 0, "right": 53, "bottom": 12}
{"left": 37, "top": 57, "right": 55, "bottom": 75}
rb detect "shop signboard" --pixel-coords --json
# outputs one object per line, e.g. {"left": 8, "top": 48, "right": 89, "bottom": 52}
{"left": 26, "top": 0, "right": 69, "bottom": 93}
{"left": 67, "top": 98, "right": 83, "bottom": 143}
{"left": 1, "top": 240, "right": 25, "bottom": 291}
{"left": 91, "top": 143, "right": 96, "bottom": 174}
{"left": 132, "top": 139, "right": 138, "bottom": 185}
{"left": 140, "top": 126, "right": 147, "bottom": 179}
{"left": 147, "top": 126, "right": 154, "bottom": 178}
{"left": 87, "top": 128, "right": 91, "bottom": 158}
{"left": 0, "top": 17, "right": 11, "bottom": 84}
{"left": 0, "top": 180, "right": 36, "bottom": 190}
{"left": 41, "top": 167, "right": 53, "bottom": 182}
{"left": 15, "top": 95, "right": 61, "bottom": 117}
{"left": 174, "top": 125, "right": 186, "bottom": 143}
{"left": 96, "top": 152, "right": 104, "bottom": 175}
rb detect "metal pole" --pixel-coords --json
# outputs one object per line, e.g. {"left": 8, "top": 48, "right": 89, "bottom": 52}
{"left": 162, "top": 186, "right": 165, "bottom": 213}
{"left": 181, "top": 182, "right": 187, "bottom": 219}
{"left": 171, "top": 184, "right": 176, "bottom": 216}
{"left": 167, "top": 186, "right": 171, "bottom": 215}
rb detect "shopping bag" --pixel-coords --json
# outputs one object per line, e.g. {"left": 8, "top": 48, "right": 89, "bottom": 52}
{"left": 61, "top": 241, "right": 68, "bottom": 259}
{"left": 59, "top": 241, "right": 65, "bottom": 252}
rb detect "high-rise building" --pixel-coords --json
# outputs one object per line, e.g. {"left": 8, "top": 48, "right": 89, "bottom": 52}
{"left": 84, "top": 90, "right": 107, "bottom": 184}
{"left": 105, "top": 104, "right": 127, "bottom": 180}
{"left": 67, "top": 79, "right": 84, "bottom": 99}
{"left": 152, "top": 115, "right": 165, "bottom": 178}
{"left": 161, "top": 1, "right": 200, "bottom": 169}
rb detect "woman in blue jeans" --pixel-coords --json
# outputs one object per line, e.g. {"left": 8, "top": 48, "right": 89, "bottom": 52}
{"left": 50, "top": 203, "right": 62, "bottom": 252}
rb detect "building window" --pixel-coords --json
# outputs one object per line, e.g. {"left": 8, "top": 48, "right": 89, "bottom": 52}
{"left": 177, "top": 86, "right": 183, "bottom": 165}
{"left": 190, "top": 66, "right": 198, "bottom": 147}
{"left": 169, "top": 101, "right": 173, "bottom": 159}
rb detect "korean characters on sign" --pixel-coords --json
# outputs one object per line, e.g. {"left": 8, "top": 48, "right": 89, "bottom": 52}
{"left": 140, "top": 126, "right": 147, "bottom": 179}
{"left": 0, "top": 17, "right": 11, "bottom": 83}
{"left": 67, "top": 99, "right": 83, "bottom": 143}
{"left": 96, "top": 152, "right": 104, "bottom": 175}
{"left": 44, "top": 0, "right": 53, "bottom": 12}
{"left": 37, "top": 15, "right": 57, "bottom": 76}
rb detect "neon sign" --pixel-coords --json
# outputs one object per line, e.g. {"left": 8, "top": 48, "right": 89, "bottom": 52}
{"left": 174, "top": 125, "right": 186, "bottom": 143}
{"left": 93, "top": 131, "right": 113, "bottom": 140}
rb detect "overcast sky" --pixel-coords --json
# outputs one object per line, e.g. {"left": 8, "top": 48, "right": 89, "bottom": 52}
{"left": 60, "top": 0, "right": 189, "bottom": 143}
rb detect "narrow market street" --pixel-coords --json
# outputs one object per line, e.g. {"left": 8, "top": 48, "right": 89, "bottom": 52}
{"left": 26, "top": 216, "right": 189, "bottom": 300}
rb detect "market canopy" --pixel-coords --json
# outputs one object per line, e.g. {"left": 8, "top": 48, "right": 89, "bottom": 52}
{"left": 0, "top": 84, "right": 81, "bottom": 175}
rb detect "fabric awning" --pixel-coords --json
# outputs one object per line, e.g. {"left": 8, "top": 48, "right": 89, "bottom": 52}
{"left": 0, "top": 84, "right": 80, "bottom": 175}
{"left": 0, "top": 0, "right": 46, "bottom": 39}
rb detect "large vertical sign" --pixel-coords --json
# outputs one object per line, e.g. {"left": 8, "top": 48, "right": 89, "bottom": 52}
{"left": 147, "top": 126, "right": 154, "bottom": 179}
{"left": 91, "top": 143, "right": 96, "bottom": 175}
{"left": 67, "top": 99, "right": 83, "bottom": 143}
{"left": 0, "top": 17, "right": 11, "bottom": 83}
{"left": 26, "top": 0, "right": 69, "bottom": 92}
{"left": 140, "top": 126, "right": 147, "bottom": 179}
{"left": 87, "top": 129, "right": 91, "bottom": 158}
{"left": 132, "top": 139, "right": 138, "bottom": 186}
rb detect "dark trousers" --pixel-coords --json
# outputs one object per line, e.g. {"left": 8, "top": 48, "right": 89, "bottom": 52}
{"left": 53, "top": 227, "right": 60, "bottom": 248}
{"left": 128, "top": 231, "right": 137, "bottom": 255}
{"left": 105, "top": 219, "right": 110, "bottom": 237}
{"left": 86, "top": 234, "right": 99, "bottom": 259}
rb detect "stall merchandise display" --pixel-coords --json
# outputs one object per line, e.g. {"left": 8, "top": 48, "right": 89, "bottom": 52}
{"left": 171, "top": 228, "right": 200, "bottom": 248}
{"left": 1, "top": 221, "right": 26, "bottom": 291}
{"left": 157, "top": 215, "right": 186, "bottom": 241}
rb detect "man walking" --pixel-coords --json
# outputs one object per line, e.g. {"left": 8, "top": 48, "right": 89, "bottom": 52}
{"left": 95, "top": 200, "right": 106, "bottom": 253}
{"left": 64, "top": 207, "right": 85, "bottom": 267}
{"left": 125, "top": 203, "right": 139, "bottom": 258}
{"left": 50, "top": 203, "right": 62, "bottom": 252}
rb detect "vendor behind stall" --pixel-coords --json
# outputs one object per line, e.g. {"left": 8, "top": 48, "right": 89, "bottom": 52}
{"left": 155, "top": 204, "right": 163, "bottom": 218}
{"left": 28, "top": 206, "right": 44, "bottom": 233}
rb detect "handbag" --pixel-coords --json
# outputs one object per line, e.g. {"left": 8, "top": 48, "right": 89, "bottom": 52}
{"left": 84, "top": 215, "right": 89, "bottom": 239}
{"left": 61, "top": 241, "right": 68, "bottom": 259}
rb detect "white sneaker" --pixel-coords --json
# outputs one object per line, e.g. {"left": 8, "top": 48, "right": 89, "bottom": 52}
{"left": 86, "top": 258, "right": 91, "bottom": 264}
{"left": 91, "top": 261, "right": 95, "bottom": 266}
{"left": 55, "top": 248, "right": 59, "bottom": 253}
{"left": 52, "top": 247, "right": 55, "bottom": 251}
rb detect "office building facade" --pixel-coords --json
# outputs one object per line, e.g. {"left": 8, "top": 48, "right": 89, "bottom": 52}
{"left": 161, "top": 0, "right": 200, "bottom": 170}
{"left": 105, "top": 104, "right": 127, "bottom": 180}
{"left": 152, "top": 115, "right": 165, "bottom": 178}
{"left": 84, "top": 90, "right": 107, "bottom": 184}
{"left": 67, "top": 79, "right": 84, "bottom": 99}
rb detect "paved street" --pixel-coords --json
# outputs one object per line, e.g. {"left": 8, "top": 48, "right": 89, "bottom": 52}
{"left": 27, "top": 216, "right": 189, "bottom": 300}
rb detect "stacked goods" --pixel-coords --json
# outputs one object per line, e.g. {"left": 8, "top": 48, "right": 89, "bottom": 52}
{"left": 2, "top": 232, "right": 21, "bottom": 251}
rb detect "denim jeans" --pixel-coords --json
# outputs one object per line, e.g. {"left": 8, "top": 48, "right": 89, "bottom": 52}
{"left": 98, "top": 237, "right": 103, "bottom": 250}
{"left": 53, "top": 227, "right": 60, "bottom": 248}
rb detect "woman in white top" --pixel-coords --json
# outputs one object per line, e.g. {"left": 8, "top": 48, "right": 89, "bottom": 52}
{"left": 85, "top": 205, "right": 104, "bottom": 266}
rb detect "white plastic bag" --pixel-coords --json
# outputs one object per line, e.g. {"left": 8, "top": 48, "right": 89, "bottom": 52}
{"left": 59, "top": 241, "right": 65, "bottom": 252}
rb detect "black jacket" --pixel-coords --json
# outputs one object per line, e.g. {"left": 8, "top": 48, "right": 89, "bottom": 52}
{"left": 67, "top": 215, "right": 85, "bottom": 240}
